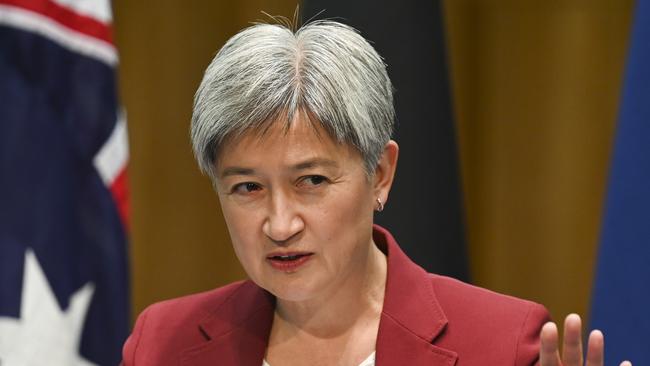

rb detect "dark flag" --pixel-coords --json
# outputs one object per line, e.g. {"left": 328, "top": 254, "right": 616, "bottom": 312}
{"left": 0, "top": 0, "right": 130, "bottom": 364}
{"left": 301, "top": 1, "right": 469, "bottom": 280}
{"left": 590, "top": 0, "right": 650, "bottom": 364}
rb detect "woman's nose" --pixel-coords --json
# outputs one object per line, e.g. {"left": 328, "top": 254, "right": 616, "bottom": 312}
{"left": 262, "top": 193, "right": 305, "bottom": 244}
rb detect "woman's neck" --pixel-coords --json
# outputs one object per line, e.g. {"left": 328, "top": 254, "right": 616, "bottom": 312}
{"left": 271, "top": 241, "right": 387, "bottom": 340}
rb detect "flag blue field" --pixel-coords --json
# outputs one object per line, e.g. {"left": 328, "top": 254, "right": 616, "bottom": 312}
{"left": 0, "top": 0, "right": 130, "bottom": 364}
{"left": 590, "top": 0, "right": 650, "bottom": 364}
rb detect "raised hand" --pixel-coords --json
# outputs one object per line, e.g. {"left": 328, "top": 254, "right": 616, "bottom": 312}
{"left": 539, "top": 313, "right": 632, "bottom": 366}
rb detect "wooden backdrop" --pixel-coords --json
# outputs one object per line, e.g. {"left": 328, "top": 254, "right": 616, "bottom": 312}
{"left": 112, "top": 0, "right": 633, "bottom": 324}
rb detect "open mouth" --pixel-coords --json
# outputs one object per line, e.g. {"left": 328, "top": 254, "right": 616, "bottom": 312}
{"left": 268, "top": 253, "right": 312, "bottom": 261}
{"left": 266, "top": 252, "right": 314, "bottom": 271}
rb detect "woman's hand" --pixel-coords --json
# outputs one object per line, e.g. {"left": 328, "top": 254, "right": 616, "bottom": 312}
{"left": 539, "top": 313, "right": 632, "bottom": 366}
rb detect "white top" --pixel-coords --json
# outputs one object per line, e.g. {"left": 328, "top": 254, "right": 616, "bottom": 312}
{"left": 263, "top": 351, "right": 376, "bottom": 366}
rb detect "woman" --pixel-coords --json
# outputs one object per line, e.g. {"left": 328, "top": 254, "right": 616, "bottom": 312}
{"left": 122, "top": 20, "right": 629, "bottom": 366}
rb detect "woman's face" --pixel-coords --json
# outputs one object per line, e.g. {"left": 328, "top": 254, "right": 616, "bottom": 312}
{"left": 214, "top": 115, "right": 385, "bottom": 303}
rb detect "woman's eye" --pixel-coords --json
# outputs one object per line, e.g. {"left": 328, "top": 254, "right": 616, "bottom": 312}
{"left": 302, "top": 175, "right": 327, "bottom": 186}
{"left": 232, "top": 182, "right": 261, "bottom": 194}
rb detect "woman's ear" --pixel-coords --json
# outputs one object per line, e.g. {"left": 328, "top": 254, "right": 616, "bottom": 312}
{"left": 373, "top": 140, "right": 399, "bottom": 207}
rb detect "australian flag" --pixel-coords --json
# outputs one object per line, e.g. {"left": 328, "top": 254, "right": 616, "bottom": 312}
{"left": 0, "top": 0, "right": 129, "bottom": 364}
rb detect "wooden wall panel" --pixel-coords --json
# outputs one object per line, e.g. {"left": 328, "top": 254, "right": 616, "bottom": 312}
{"left": 445, "top": 0, "right": 633, "bottom": 321}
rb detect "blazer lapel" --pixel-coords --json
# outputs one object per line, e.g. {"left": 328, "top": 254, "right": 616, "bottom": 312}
{"left": 178, "top": 226, "right": 457, "bottom": 366}
{"left": 377, "top": 316, "right": 457, "bottom": 366}
{"left": 373, "top": 225, "right": 458, "bottom": 366}
{"left": 179, "top": 282, "right": 275, "bottom": 366}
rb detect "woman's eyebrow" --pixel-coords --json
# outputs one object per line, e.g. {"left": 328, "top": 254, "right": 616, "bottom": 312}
{"left": 220, "top": 166, "right": 255, "bottom": 178}
{"left": 219, "top": 158, "right": 338, "bottom": 178}
{"left": 291, "top": 158, "right": 339, "bottom": 171}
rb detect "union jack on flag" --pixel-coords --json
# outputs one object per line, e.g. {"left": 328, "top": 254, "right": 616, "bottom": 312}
{"left": 0, "top": 0, "right": 130, "bottom": 364}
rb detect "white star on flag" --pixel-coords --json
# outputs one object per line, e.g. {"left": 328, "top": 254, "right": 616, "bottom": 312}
{"left": 0, "top": 249, "right": 97, "bottom": 365}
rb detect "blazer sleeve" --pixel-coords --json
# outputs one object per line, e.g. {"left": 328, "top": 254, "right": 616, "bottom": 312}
{"left": 121, "top": 305, "right": 151, "bottom": 366}
{"left": 516, "top": 302, "right": 552, "bottom": 366}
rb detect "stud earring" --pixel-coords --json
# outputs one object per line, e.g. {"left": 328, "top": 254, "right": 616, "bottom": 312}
{"left": 376, "top": 198, "right": 384, "bottom": 212}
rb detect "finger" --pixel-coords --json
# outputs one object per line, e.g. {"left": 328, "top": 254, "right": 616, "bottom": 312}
{"left": 620, "top": 361, "right": 632, "bottom": 366}
{"left": 540, "top": 322, "right": 562, "bottom": 366}
{"left": 585, "top": 329, "right": 604, "bottom": 366}
{"left": 562, "top": 314, "right": 584, "bottom": 366}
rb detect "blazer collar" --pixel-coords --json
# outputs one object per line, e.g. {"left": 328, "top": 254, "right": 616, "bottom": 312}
{"left": 181, "top": 225, "right": 457, "bottom": 366}
{"left": 180, "top": 281, "right": 275, "bottom": 366}
{"left": 373, "top": 225, "right": 458, "bottom": 366}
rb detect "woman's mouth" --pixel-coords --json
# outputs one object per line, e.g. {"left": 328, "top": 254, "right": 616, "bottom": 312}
{"left": 266, "top": 252, "right": 314, "bottom": 272}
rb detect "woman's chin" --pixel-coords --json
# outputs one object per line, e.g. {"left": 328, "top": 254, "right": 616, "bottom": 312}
{"left": 261, "top": 278, "right": 324, "bottom": 304}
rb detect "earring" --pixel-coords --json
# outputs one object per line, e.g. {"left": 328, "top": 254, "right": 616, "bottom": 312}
{"left": 376, "top": 198, "right": 384, "bottom": 212}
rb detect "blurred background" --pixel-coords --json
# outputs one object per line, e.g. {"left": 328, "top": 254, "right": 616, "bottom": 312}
{"left": 113, "top": 0, "right": 631, "bottom": 326}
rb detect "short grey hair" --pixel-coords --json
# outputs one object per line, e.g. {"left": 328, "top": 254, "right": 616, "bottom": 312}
{"left": 191, "top": 20, "right": 395, "bottom": 179}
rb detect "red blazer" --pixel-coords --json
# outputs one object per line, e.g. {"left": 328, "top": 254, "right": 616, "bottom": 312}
{"left": 122, "top": 226, "right": 550, "bottom": 365}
